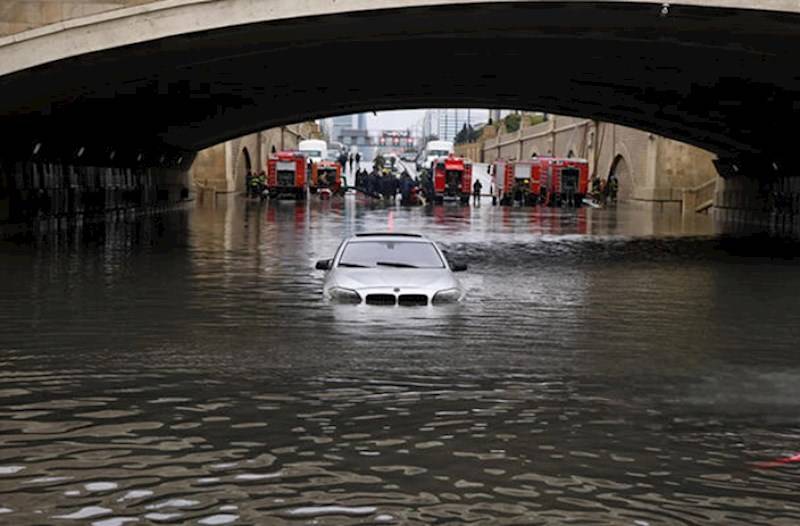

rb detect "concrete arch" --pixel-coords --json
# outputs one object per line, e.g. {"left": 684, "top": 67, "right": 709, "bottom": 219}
{"left": 228, "top": 134, "right": 260, "bottom": 192}
{"left": 1, "top": 0, "right": 799, "bottom": 169}
{"left": 2, "top": 0, "right": 797, "bottom": 77}
{"left": 609, "top": 154, "right": 633, "bottom": 201}
{"left": 233, "top": 146, "right": 252, "bottom": 192}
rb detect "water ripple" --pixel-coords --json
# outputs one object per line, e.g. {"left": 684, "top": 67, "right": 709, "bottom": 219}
{"left": 1, "top": 200, "right": 799, "bottom": 524}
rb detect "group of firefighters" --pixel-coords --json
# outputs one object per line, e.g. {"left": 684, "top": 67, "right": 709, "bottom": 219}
{"left": 355, "top": 166, "right": 421, "bottom": 205}
{"left": 337, "top": 151, "right": 362, "bottom": 175}
{"left": 245, "top": 170, "right": 268, "bottom": 199}
{"left": 590, "top": 174, "right": 620, "bottom": 204}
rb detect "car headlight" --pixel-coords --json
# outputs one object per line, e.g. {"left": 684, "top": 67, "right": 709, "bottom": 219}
{"left": 432, "top": 288, "right": 462, "bottom": 305}
{"left": 328, "top": 287, "right": 362, "bottom": 304}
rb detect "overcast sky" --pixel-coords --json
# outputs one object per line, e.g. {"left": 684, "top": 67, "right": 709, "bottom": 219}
{"left": 326, "top": 108, "right": 493, "bottom": 134}
{"left": 366, "top": 109, "right": 427, "bottom": 132}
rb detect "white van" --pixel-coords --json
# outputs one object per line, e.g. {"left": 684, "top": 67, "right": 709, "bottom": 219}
{"left": 423, "top": 140, "right": 454, "bottom": 169}
{"left": 298, "top": 139, "right": 328, "bottom": 165}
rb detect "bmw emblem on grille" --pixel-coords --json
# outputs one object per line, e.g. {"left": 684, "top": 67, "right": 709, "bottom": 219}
{"left": 394, "top": 288, "right": 401, "bottom": 293}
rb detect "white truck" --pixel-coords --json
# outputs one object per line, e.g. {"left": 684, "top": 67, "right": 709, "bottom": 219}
{"left": 298, "top": 139, "right": 328, "bottom": 165}
{"left": 422, "top": 140, "right": 455, "bottom": 170}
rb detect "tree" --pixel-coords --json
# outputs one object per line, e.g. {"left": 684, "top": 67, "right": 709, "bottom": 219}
{"left": 525, "top": 113, "right": 547, "bottom": 127}
{"left": 469, "top": 125, "right": 483, "bottom": 143}
{"left": 504, "top": 113, "right": 522, "bottom": 133}
{"left": 455, "top": 124, "right": 483, "bottom": 145}
{"left": 454, "top": 124, "right": 471, "bottom": 145}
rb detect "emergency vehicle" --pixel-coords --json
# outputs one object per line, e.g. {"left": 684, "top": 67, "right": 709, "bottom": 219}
{"left": 495, "top": 157, "right": 590, "bottom": 207}
{"left": 494, "top": 158, "right": 544, "bottom": 206}
{"left": 431, "top": 155, "right": 472, "bottom": 204}
{"left": 540, "top": 157, "right": 589, "bottom": 207}
{"left": 491, "top": 159, "right": 509, "bottom": 203}
{"left": 423, "top": 140, "right": 455, "bottom": 170}
{"left": 298, "top": 139, "right": 327, "bottom": 165}
{"left": 310, "top": 160, "right": 344, "bottom": 197}
{"left": 266, "top": 151, "right": 307, "bottom": 200}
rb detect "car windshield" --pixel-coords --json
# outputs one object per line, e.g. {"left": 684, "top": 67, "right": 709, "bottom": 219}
{"left": 338, "top": 241, "right": 444, "bottom": 269}
{"left": 429, "top": 150, "right": 450, "bottom": 157}
{"left": 301, "top": 150, "right": 322, "bottom": 158}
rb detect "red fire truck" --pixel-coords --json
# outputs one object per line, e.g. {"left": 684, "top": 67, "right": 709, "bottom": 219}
{"left": 492, "top": 159, "right": 510, "bottom": 203}
{"left": 541, "top": 158, "right": 589, "bottom": 207}
{"left": 495, "top": 158, "right": 545, "bottom": 206}
{"left": 431, "top": 155, "right": 472, "bottom": 204}
{"left": 310, "top": 160, "right": 343, "bottom": 197}
{"left": 495, "top": 157, "right": 589, "bottom": 207}
{"left": 266, "top": 151, "right": 307, "bottom": 200}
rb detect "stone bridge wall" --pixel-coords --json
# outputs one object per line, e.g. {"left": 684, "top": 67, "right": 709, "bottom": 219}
{"left": 0, "top": 1, "right": 154, "bottom": 37}
{"left": 191, "top": 122, "right": 321, "bottom": 194}
{"left": 472, "top": 115, "right": 719, "bottom": 212}
{"left": 3, "top": 0, "right": 798, "bottom": 38}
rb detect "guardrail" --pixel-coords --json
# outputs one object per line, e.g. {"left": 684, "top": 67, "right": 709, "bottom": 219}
{"left": 195, "top": 178, "right": 217, "bottom": 204}
{"left": 682, "top": 177, "right": 717, "bottom": 214}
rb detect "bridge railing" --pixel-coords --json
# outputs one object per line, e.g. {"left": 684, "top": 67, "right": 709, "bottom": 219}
{"left": 682, "top": 177, "right": 717, "bottom": 214}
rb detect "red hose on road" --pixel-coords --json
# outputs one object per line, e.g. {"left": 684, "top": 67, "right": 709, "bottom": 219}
{"left": 753, "top": 453, "right": 800, "bottom": 468}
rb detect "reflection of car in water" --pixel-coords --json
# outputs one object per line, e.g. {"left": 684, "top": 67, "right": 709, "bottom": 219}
{"left": 316, "top": 233, "right": 467, "bottom": 306}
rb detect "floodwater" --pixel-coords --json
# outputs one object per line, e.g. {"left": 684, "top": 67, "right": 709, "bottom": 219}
{"left": 1, "top": 196, "right": 799, "bottom": 525}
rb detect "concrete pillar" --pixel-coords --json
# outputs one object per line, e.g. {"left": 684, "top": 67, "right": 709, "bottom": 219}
{"left": 224, "top": 140, "right": 235, "bottom": 193}
{"left": 644, "top": 133, "right": 659, "bottom": 189}
{"left": 254, "top": 132, "right": 262, "bottom": 175}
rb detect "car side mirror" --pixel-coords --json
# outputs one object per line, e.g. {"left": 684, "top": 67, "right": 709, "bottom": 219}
{"left": 451, "top": 262, "right": 468, "bottom": 272}
{"left": 316, "top": 259, "right": 332, "bottom": 271}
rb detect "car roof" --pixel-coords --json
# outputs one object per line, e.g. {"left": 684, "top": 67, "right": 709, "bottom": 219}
{"left": 347, "top": 233, "right": 429, "bottom": 242}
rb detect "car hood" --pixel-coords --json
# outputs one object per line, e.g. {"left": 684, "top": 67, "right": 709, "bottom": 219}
{"left": 330, "top": 268, "right": 458, "bottom": 291}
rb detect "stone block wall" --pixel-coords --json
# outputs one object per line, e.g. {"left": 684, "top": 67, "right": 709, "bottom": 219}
{"left": 190, "top": 122, "right": 321, "bottom": 194}
{"left": 714, "top": 173, "right": 800, "bottom": 233}
{"left": 0, "top": 1, "right": 155, "bottom": 37}
{"left": 0, "top": 159, "right": 190, "bottom": 227}
{"left": 481, "top": 114, "right": 718, "bottom": 210}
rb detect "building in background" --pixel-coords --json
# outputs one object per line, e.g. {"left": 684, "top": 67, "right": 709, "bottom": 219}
{"left": 422, "top": 109, "right": 490, "bottom": 142}
{"left": 340, "top": 128, "right": 372, "bottom": 150}
{"left": 379, "top": 130, "right": 415, "bottom": 149}
{"left": 377, "top": 130, "right": 416, "bottom": 156}
{"left": 329, "top": 115, "right": 354, "bottom": 143}
{"left": 324, "top": 113, "right": 366, "bottom": 143}
{"left": 489, "top": 109, "right": 514, "bottom": 123}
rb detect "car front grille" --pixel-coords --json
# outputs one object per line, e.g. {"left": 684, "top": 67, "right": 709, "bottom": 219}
{"left": 364, "top": 294, "right": 429, "bottom": 306}
{"left": 365, "top": 294, "right": 397, "bottom": 306}
{"left": 399, "top": 294, "right": 428, "bottom": 306}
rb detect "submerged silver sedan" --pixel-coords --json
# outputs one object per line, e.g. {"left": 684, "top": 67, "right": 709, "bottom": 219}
{"left": 316, "top": 233, "right": 467, "bottom": 306}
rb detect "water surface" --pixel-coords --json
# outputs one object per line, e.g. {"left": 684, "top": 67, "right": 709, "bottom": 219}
{"left": 1, "top": 197, "right": 799, "bottom": 525}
